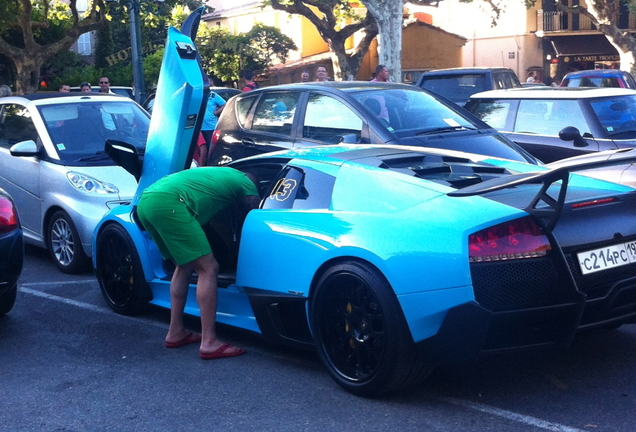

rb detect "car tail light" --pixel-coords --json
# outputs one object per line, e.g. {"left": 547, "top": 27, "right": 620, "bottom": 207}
{"left": 0, "top": 196, "right": 19, "bottom": 234}
{"left": 469, "top": 216, "right": 551, "bottom": 263}
{"left": 211, "top": 129, "right": 221, "bottom": 152}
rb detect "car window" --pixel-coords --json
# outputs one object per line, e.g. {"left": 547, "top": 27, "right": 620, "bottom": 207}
{"left": 251, "top": 92, "right": 299, "bottom": 136}
{"left": 0, "top": 104, "right": 38, "bottom": 149}
{"left": 302, "top": 94, "right": 363, "bottom": 144}
{"left": 624, "top": 73, "right": 636, "bottom": 89}
{"left": 493, "top": 72, "right": 505, "bottom": 90}
{"left": 262, "top": 165, "right": 335, "bottom": 210}
{"left": 589, "top": 95, "right": 636, "bottom": 135}
{"left": 514, "top": 99, "right": 590, "bottom": 136}
{"left": 38, "top": 101, "right": 149, "bottom": 161}
{"left": 469, "top": 100, "right": 513, "bottom": 130}
{"left": 236, "top": 94, "right": 258, "bottom": 128}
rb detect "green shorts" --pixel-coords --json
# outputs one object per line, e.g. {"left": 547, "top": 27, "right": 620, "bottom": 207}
{"left": 137, "top": 191, "right": 212, "bottom": 266}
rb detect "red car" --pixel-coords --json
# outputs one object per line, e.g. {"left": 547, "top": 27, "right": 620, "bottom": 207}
{"left": 0, "top": 187, "right": 23, "bottom": 315}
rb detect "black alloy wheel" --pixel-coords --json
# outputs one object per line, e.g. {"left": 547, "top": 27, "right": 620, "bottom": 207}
{"left": 311, "top": 261, "right": 431, "bottom": 396}
{"left": 95, "top": 223, "right": 151, "bottom": 315}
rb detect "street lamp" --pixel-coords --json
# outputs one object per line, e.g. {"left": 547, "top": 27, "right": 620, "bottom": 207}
{"left": 105, "top": 0, "right": 164, "bottom": 104}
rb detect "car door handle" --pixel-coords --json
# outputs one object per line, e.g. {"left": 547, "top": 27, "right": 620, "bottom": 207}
{"left": 241, "top": 138, "right": 256, "bottom": 147}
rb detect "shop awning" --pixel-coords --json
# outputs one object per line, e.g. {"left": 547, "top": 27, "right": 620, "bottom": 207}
{"left": 551, "top": 35, "right": 619, "bottom": 60}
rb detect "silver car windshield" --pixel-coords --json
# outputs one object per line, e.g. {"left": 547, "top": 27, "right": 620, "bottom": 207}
{"left": 589, "top": 95, "right": 636, "bottom": 138}
{"left": 39, "top": 101, "right": 150, "bottom": 162}
{"left": 350, "top": 88, "right": 476, "bottom": 136}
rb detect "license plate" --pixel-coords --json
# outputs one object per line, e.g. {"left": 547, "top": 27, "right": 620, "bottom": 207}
{"left": 577, "top": 241, "right": 636, "bottom": 275}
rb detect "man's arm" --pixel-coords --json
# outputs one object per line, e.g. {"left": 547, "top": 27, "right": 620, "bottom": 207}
{"left": 242, "top": 195, "right": 260, "bottom": 210}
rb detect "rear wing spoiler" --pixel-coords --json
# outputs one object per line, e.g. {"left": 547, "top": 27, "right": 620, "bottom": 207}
{"left": 448, "top": 148, "right": 636, "bottom": 231}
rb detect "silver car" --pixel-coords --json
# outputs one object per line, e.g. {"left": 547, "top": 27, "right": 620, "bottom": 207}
{"left": 0, "top": 93, "right": 149, "bottom": 273}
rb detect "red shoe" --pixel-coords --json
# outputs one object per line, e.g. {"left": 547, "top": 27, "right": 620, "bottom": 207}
{"left": 199, "top": 343, "right": 245, "bottom": 360}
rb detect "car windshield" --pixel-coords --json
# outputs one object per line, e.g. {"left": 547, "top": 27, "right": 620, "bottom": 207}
{"left": 349, "top": 88, "right": 476, "bottom": 137}
{"left": 420, "top": 74, "right": 488, "bottom": 103}
{"left": 588, "top": 94, "right": 636, "bottom": 137}
{"left": 39, "top": 101, "right": 150, "bottom": 162}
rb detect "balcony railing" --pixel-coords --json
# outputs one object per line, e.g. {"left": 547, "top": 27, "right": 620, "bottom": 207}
{"left": 537, "top": 10, "right": 636, "bottom": 33}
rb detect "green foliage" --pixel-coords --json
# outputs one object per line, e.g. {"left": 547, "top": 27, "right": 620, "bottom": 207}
{"left": 166, "top": 7, "right": 296, "bottom": 84}
{"left": 143, "top": 47, "right": 164, "bottom": 89}
{"left": 95, "top": 22, "right": 115, "bottom": 69}
{"left": 241, "top": 23, "right": 297, "bottom": 71}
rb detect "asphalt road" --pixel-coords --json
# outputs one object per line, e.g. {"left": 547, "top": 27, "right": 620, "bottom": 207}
{"left": 2, "top": 245, "right": 636, "bottom": 432}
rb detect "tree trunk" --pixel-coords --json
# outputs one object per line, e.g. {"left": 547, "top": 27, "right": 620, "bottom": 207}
{"left": 14, "top": 55, "right": 43, "bottom": 95}
{"left": 362, "top": 0, "right": 403, "bottom": 82}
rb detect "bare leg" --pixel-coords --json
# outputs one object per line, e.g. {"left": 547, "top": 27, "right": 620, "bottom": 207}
{"left": 165, "top": 261, "right": 195, "bottom": 343}
{"left": 191, "top": 254, "right": 243, "bottom": 355}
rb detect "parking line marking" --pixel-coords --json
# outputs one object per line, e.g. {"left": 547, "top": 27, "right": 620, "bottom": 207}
{"left": 442, "top": 397, "right": 586, "bottom": 432}
{"left": 19, "top": 286, "right": 169, "bottom": 330}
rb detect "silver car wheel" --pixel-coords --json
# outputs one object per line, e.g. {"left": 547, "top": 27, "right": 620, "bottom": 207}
{"left": 47, "top": 210, "right": 90, "bottom": 274}
{"left": 51, "top": 217, "right": 75, "bottom": 266}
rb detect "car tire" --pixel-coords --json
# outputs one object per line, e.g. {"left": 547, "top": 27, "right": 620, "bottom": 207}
{"left": 310, "top": 261, "right": 432, "bottom": 396}
{"left": 0, "top": 284, "right": 17, "bottom": 315}
{"left": 95, "top": 223, "right": 151, "bottom": 315}
{"left": 47, "top": 210, "right": 90, "bottom": 274}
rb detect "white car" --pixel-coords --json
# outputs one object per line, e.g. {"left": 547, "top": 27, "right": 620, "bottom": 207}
{"left": 0, "top": 93, "right": 149, "bottom": 273}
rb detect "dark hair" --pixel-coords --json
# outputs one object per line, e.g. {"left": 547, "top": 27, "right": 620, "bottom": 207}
{"left": 244, "top": 70, "right": 254, "bottom": 81}
{"left": 375, "top": 64, "right": 387, "bottom": 75}
{"left": 80, "top": 82, "right": 91, "bottom": 88}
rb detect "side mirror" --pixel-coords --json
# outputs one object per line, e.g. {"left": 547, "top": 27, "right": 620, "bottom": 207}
{"left": 10, "top": 140, "right": 39, "bottom": 157}
{"left": 105, "top": 139, "right": 143, "bottom": 182}
{"left": 559, "top": 126, "right": 589, "bottom": 148}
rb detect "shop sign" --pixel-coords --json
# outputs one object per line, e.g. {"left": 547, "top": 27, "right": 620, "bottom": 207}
{"left": 563, "top": 54, "right": 620, "bottom": 63}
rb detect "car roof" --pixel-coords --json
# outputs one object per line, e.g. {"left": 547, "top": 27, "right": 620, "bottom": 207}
{"left": 3, "top": 92, "right": 127, "bottom": 102}
{"left": 421, "top": 67, "right": 515, "bottom": 76}
{"left": 563, "top": 69, "right": 630, "bottom": 78}
{"left": 233, "top": 81, "right": 424, "bottom": 95}
{"left": 469, "top": 87, "right": 636, "bottom": 100}
{"left": 234, "top": 143, "right": 499, "bottom": 166}
{"left": 2, "top": 92, "right": 132, "bottom": 105}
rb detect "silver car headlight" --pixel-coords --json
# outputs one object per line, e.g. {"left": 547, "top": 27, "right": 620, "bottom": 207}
{"left": 66, "top": 172, "right": 119, "bottom": 194}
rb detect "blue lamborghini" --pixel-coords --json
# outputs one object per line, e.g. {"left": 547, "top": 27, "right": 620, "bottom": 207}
{"left": 93, "top": 10, "right": 636, "bottom": 396}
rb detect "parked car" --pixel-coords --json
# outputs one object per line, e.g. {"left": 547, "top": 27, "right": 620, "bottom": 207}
{"left": 95, "top": 14, "right": 636, "bottom": 396}
{"left": 207, "top": 81, "right": 538, "bottom": 167}
{"left": 415, "top": 67, "right": 522, "bottom": 106}
{"left": 0, "top": 93, "right": 150, "bottom": 273}
{"left": 560, "top": 69, "right": 636, "bottom": 90}
{"left": 465, "top": 87, "right": 636, "bottom": 186}
{"left": 0, "top": 187, "right": 23, "bottom": 315}
{"left": 70, "top": 86, "right": 135, "bottom": 98}
{"left": 142, "top": 86, "right": 240, "bottom": 114}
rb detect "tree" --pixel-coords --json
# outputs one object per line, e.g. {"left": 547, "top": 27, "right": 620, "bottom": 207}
{"left": 358, "top": 0, "right": 405, "bottom": 83}
{"left": 0, "top": 0, "right": 108, "bottom": 94}
{"left": 268, "top": 0, "right": 378, "bottom": 80}
{"left": 554, "top": 1, "right": 636, "bottom": 74}
{"left": 242, "top": 22, "right": 297, "bottom": 73}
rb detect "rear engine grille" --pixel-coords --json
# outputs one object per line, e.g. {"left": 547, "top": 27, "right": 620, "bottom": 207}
{"left": 470, "top": 258, "right": 569, "bottom": 311}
